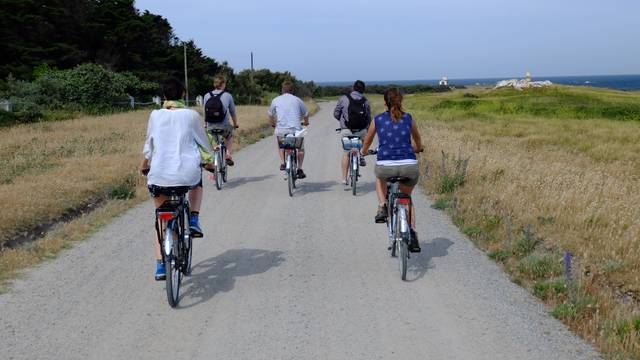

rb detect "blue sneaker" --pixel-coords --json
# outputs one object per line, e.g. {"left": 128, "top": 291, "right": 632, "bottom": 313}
{"left": 155, "top": 261, "right": 166, "bottom": 281}
{"left": 189, "top": 215, "right": 203, "bottom": 238}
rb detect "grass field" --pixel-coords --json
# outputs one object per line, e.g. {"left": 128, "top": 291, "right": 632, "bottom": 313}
{"left": 0, "top": 100, "right": 318, "bottom": 288}
{"left": 370, "top": 86, "right": 640, "bottom": 359}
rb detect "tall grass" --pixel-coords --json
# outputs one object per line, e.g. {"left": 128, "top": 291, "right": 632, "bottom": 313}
{"left": 370, "top": 86, "right": 640, "bottom": 359}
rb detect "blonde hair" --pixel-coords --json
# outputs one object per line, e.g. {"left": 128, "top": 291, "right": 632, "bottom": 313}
{"left": 213, "top": 75, "right": 226, "bottom": 89}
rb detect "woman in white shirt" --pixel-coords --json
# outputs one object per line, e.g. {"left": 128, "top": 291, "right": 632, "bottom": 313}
{"left": 140, "top": 77, "right": 214, "bottom": 280}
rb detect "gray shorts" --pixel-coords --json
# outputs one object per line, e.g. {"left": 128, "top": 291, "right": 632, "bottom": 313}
{"left": 374, "top": 164, "right": 420, "bottom": 187}
{"left": 339, "top": 128, "right": 367, "bottom": 153}
{"left": 207, "top": 123, "right": 234, "bottom": 139}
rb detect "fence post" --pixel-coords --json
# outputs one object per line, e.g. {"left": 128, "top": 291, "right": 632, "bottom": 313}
{"left": 0, "top": 99, "right": 12, "bottom": 112}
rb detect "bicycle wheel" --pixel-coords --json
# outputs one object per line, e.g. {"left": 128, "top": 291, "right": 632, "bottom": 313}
{"left": 221, "top": 146, "right": 228, "bottom": 183}
{"left": 165, "top": 224, "right": 181, "bottom": 307}
{"left": 398, "top": 238, "right": 408, "bottom": 281}
{"left": 351, "top": 154, "right": 358, "bottom": 196}
{"left": 287, "top": 154, "right": 294, "bottom": 197}
{"left": 292, "top": 152, "right": 297, "bottom": 189}
{"left": 215, "top": 152, "right": 223, "bottom": 190}
{"left": 182, "top": 206, "right": 193, "bottom": 276}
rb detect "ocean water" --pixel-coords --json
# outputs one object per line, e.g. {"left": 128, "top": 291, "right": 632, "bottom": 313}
{"left": 319, "top": 74, "right": 640, "bottom": 91}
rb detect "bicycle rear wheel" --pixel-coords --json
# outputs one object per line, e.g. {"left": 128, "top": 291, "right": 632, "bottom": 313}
{"left": 351, "top": 154, "right": 358, "bottom": 196}
{"left": 398, "top": 239, "right": 408, "bottom": 280}
{"left": 165, "top": 225, "right": 181, "bottom": 307}
{"left": 215, "top": 152, "right": 223, "bottom": 190}
{"left": 221, "top": 146, "right": 228, "bottom": 183}
{"left": 286, "top": 154, "right": 294, "bottom": 197}
{"left": 183, "top": 207, "right": 193, "bottom": 276}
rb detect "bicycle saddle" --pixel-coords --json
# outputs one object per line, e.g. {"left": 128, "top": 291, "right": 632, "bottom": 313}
{"left": 387, "top": 176, "right": 411, "bottom": 183}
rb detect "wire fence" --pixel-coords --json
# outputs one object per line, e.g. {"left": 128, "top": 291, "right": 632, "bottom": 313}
{"left": 0, "top": 96, "right": 205, "bottom": 113}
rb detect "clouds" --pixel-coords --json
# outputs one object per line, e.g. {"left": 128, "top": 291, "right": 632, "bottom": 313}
{"left": 136, "top": 0, "right": 640, "bottom": 81}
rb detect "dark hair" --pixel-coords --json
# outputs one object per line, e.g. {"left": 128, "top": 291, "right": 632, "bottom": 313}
{"left": 162, "top": 77, "right": 185, "bottom": 101}
{"left": 384, "top": 87, "right": 404, "bottom": 122}
{"left": 353, "top": 80, "right": 365, "bottom": 93}
{"left": 281, "top": 80, "right": 294, "bottom": 94}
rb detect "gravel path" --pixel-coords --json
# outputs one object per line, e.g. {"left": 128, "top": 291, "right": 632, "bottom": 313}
{"left": 0, "top": 103, "right": 602, "bottom": 359}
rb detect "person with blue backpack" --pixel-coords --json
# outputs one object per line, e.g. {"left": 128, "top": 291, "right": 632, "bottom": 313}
{"left": 333, "top": 80, "right": 372, "bottom": 184}
{"left": 361, "top": 87, "right": 424, "bottom": 252}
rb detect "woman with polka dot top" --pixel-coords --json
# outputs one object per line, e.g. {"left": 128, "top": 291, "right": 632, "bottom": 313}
{"left": 361, "top": 88, "right": 424, "bottom": 252}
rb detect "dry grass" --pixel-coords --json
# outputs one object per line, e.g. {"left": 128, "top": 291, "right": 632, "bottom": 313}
{"left": 0, "top": 101, "right": 318, "bottom": 289}
{"left": 367, "top": 87, "right": 640, "bottom": 359}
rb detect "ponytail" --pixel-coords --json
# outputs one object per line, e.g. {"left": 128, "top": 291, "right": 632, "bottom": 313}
{"left": 384, "top": 87, "right": 404, "bottom": 122}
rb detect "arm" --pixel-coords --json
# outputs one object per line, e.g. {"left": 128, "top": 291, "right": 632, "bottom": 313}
{"left": 192, "top": 113, "right": 214, "bottom": 158}
{"left": 227, "top": 94, "right": 238, "bottom": 127}
{"left": 300, "top": 99, "right": 309, "bottom": 126}
{"left": 365, "top": 99, "right": 372, "bottom": 129}
{"left": 141, "top": 114, "right": 154, "bottom": 174}
{"left": 333, "top": 96, "right": 344, "bottom": 121}
{"left": 267, "top": 101, "right": 276, "bottom": 127}
{"left": 361, "top": 120, "right": 377, "bottom": 154}
{"left": 410, "top": 116, "right": 423, "bottom": 152}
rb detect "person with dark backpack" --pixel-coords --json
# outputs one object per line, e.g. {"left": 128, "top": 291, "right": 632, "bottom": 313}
{"left": 203, "top": 75, "right": 239, "bottom": 166}
{"left": 334, "top": 80, "right": 372, "bottom": 184}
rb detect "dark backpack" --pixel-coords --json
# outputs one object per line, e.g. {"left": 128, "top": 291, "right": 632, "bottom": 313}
{"left": 345, "top": 94, "right": 368, "bottom": 130}
{"left": 204, "top": 91, "right": 226, "bottom": 123}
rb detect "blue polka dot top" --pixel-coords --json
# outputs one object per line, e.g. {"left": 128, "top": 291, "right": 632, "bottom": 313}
{"left": 374, "top": 111, "right": 416, "bottom": 162}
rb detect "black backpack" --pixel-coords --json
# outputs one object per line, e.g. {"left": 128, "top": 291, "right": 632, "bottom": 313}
{"left": 204, "top": 91, "right": 226, "bottom": 123}
{"left": 345, "top": 94, "right": 368, "bottom": 130}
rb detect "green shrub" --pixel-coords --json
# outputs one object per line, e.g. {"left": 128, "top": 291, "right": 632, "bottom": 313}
{"left": 437, "top": 173, "right": 465, "bottom": 194}
{"left": 431, "top": 198, "right": 450, "bottom": 210}
{"left": 517, "top": 253, "right": 563, "bottom": 280}
{"left": 488, "top": 249, "right": 508, "bottom": 262}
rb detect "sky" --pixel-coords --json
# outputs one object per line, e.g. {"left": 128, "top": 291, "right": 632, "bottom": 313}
{"left": 135, "top": 0, "right": 640, "bottom": 82}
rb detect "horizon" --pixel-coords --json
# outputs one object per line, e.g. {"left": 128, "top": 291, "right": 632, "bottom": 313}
{"left": 317, "top": 73, "right": 640, "bottom": 85}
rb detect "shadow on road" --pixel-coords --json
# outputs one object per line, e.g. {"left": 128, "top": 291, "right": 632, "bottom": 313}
{"left": 344, "top": 181, "right": 375, "bottom": 196}
{"left": 221, "top": 175, "right": 274, "bottom": 190}
{"left": 296, "top": 181, "right": 336, "bottom": 196}
{"left": 406, "top": 237, "right": 454, "bottom": 282}
{"left": 178, "top": 248, "right": 285, "bottom": 308}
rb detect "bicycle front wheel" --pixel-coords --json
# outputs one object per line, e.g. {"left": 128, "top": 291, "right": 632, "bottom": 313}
{"left": 183, "top": 207, "right": 193, "bottom": 276}
{"left": 351, "top": 155, "right": 358, "bottom": 196}
{"left": 165, "top": 228, "right": 181, "bottom": 307}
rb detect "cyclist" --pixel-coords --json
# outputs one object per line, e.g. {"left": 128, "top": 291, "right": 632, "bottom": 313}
{"left": 203, "top": 75, "right": 239, "bottom": 166}
{"left": 140, "top": 77, "right": 214, "bottom": 280}
{"left": 268, "top": 80, "right": 310, "bottom": 179}
{"left": 334, "top": 80, "right": 371, "bottom": 184}
{"left": 361, "top": 87, "right": 423, "bottom": 252}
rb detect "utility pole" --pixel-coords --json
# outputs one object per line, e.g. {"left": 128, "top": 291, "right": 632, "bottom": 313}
{"left": 184, "top": 43, "right": 189, "bottom": 106}
{"left": 249, "top": 52, "right": 254, "bottom": 104}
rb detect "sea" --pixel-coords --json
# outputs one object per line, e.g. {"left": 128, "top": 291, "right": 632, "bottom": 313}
{"left": 319, "top": 74, "right": 640, "bottom": 91}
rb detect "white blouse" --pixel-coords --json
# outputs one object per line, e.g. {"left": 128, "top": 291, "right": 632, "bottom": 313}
{"left": 143, "top": 108, "right": 213, "bottom": 187}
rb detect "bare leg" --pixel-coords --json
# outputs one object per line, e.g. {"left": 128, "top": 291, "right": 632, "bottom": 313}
{"left": 225, "top": 135, "right": 234, "bottom": 159}
{"left": 341, "top": 153, "right": 349, "bottom": 182}
{"left": 298, "top": 150, "right": 305, "bottom": 168}
{"left": 189, "top": 186, "right": 202, "bottom": 213}
{"left": 376, "top": 178, "right": 387, "bottom": 206}
{"left": 153, "top": 195, "right": 169, "bottom": 261}
{"left": 277, "top": 140, "right": 284, "bottom": 165}
{"left": 399, "top": 183, "right": 416, "bottom": 228}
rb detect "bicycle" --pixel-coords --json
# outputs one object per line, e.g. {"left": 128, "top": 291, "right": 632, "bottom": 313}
{"left": 365, "top": 150, "right": 416, "bottom": 281}
{"left": 207, "top": 128, "right": 230, "bottom": 190}
{"left": 154, "top": 186, "right": 193, "bottom": 307}
{"left": 337, "top": 128, "right": 363, "bottom": 196}
{"left": 278, "top": 133, "right": 305, "bottom": 197}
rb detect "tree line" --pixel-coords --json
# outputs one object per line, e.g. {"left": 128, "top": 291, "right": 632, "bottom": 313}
{"left": 0, "top": 0, "right": 317, "bottom": 125}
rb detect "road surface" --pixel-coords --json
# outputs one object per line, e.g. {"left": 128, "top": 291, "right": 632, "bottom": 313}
{"left": 0, "top": 103, "right": 601, "bottom": 359}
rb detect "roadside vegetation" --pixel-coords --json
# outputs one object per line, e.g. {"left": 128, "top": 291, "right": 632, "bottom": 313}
{"left": 0, "top": 100, "right": 318, "bottom": 290}
{"left": 373, "top": 85, "right": 640, "bottom": 359}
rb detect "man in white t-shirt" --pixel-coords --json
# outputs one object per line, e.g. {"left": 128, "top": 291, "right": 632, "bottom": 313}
{"left": 268, "top": 81, "right": 310, "bottom": 178}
